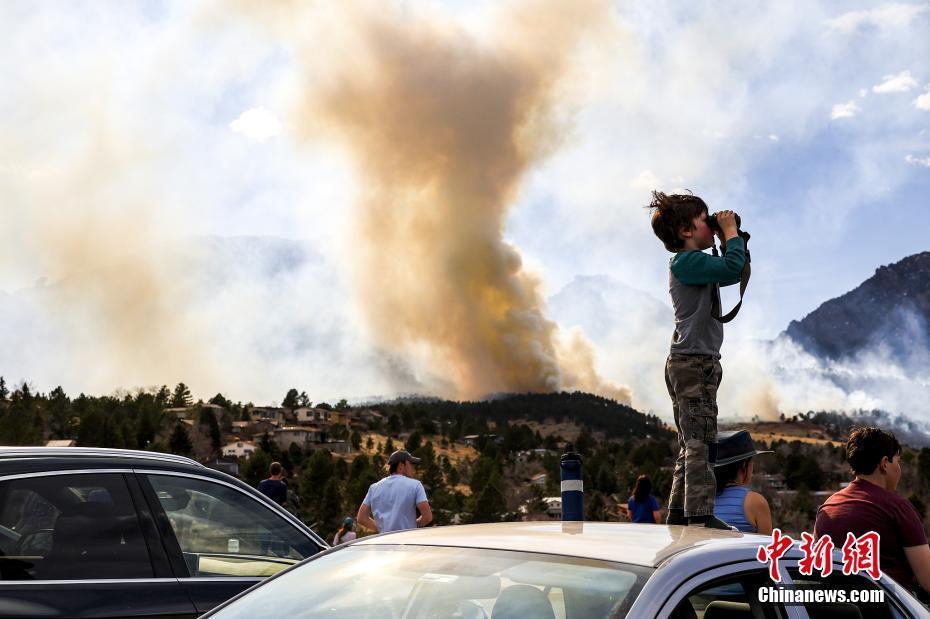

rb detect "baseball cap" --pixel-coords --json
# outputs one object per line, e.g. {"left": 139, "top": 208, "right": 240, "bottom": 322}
{"left": 388, "top": 450, "right": 422, "bottom": 466}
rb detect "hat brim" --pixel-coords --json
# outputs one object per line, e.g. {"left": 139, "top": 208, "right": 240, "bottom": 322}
{"left": 408, "top": 456, "right": 422, "bottom": 464}
{"left": 714, "top": 449, "right": 772, "bottom": 467}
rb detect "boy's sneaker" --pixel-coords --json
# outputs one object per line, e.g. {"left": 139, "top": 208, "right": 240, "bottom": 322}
{"left": 688, "top": 515, "right": 738, "bottom": 531}
{"left": 666, "top": 509, "right": 687, "bottom": 525}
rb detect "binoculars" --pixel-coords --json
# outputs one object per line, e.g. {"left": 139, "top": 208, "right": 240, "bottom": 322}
{"left": 707, "top": 212, "right": 741, "bottom": 231}
{"left": 708, "top": 212, "right": 750, "bottom": 243}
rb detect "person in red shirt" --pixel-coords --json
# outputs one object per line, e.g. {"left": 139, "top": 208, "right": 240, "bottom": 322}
{"left": 815, "top": 427, "right": 930, "bottom": 594}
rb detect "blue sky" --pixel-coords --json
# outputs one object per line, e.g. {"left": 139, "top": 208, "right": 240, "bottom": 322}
{"left": 0, "top": 0, "right": 928, "bottom": 416}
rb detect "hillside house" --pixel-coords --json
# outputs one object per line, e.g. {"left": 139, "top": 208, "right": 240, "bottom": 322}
{"left": 295, "top": 407, "right": 332, "bottom": 424}
{"left": 222, "top": 441, "right": 257, "bottom": 459}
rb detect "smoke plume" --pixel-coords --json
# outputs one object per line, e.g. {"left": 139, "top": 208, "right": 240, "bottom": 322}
{"left": 284, "top": 0, "right": 631, "bottom": 401}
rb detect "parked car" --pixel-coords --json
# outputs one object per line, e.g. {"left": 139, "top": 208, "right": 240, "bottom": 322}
{"left": 0, "top": 447, "right": 327, "bottom": 618}
{"left": 203, "top": 521, "right": 930, "bottom": 619}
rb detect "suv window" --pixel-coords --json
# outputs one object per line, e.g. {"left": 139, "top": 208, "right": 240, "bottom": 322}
{"left": 670, "top": 571, "right": 784, "bottom": 619}
{"left": 0, "top": 473, "right": 152, "bottom": 580}
{"left": 147, "top": 474, "right": 319, "bottom": 578}
{"left": 788, "top": 570, "right": 905, "bottom": 619}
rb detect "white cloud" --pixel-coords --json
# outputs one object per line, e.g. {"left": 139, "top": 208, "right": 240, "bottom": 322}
{"left": 831, "top": 100, "right": 861, "bottom": 119}
{"left": 768, "top": 133, "right": 779, "bottom": 142}
{"left": 826, "top": 3, "right": 929, "bottom": 33}
{"left": 872, "top": 70, "right": 918, "bottom": 93}
{"left": 915, "top": 86, "right": 930, "bottom": 110}
{"left": 858, "top": 88, "right": 869, "bottom": 98}
{"left": 229, "top": 107, "right": 283, "bottom": 142}
{"left": 629, "top": 169, "right": 661, "bottom": 192}
{"left": 906, "top": 154, "right": 930, "bottom": 167}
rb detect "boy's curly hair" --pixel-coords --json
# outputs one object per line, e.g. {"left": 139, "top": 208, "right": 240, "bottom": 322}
{"left": 647, "top": 190, "right": 708, "bottom": 252}
{"left": 846, "top": 426, "right": 901, "bottom": 475}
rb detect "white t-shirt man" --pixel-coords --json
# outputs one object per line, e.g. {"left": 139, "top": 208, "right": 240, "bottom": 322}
{"left": 358, "top": 450, "right": 432, "bottom": 533}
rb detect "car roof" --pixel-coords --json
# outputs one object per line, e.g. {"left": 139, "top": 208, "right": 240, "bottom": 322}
{"left": 0, "top": 446, "right": 204, "bottom": 468}
{"left": 354, "top": 521, "right": 775, "bottom": 567}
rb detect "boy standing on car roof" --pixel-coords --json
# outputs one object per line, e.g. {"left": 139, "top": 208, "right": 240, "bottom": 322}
{"left": 648, "top": 191, "right": 745, "bottom": 529}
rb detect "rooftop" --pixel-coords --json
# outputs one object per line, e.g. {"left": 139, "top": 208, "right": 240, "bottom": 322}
{"left": 355, "top": 522, "right": 767, "bottom": 568}
{"left": 0, "top": 446, "right": 203, "bottom": 468}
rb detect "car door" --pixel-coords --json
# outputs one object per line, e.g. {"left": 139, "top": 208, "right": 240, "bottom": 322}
{"left": 653, "top": 561, "right": 805, "bottom": 619}
{"left": 786, "top": 568, "right": 930, "bottom": 619}
{"left": 0, "top": 470, "right": 196, "bottom": 619}
{"left": 136, "top": 471, "right": 323, "bottom": 616}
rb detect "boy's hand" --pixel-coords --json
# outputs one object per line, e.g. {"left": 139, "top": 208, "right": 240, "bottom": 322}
{"left": 714, "top": 210, "right": 739, "bottom": 241}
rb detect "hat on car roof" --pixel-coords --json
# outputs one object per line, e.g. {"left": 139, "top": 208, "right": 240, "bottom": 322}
{"left": 388, "top": 450, "right": 422, "bottom": 466}
{"left": 714, "top": 430, "right": 772, "bottom": 467}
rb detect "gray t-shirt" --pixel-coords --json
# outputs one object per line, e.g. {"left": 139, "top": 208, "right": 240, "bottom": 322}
{"left": 363, "top": 474, "right": 428, "bottom": 533}
{"left": 668, "top": 237, "right": 746, "bottom": 358}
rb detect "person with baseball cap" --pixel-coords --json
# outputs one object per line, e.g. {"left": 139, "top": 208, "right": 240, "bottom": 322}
{"left": 712, "top": 430, "right": 773, "bottom": 534}
{"left": 357, "top": 450, "right": 432, "bottom": 533}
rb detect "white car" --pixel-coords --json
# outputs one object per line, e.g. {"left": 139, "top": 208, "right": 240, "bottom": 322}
{"left": 201, "top": 521, "right": 930, "bottom": 618}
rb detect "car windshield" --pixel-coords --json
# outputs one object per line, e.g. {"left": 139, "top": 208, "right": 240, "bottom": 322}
{"left": 206, "top": 544, "right": 652, "bottom": 619}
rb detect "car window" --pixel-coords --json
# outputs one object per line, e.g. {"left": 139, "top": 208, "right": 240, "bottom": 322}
{"left": 205, "top": 544, "right": 652, "bottom": 619}
{"left": 0, "top": 473, "right": 152, "bottom": 580}
{"left": 147, "top": 474, "right": 319, "bottom": 578}
{"left": 788, "top": 570, "right": 906, "bottom": 619}
{"left": 669, "top": 571, "right": 783, "bottom": 619}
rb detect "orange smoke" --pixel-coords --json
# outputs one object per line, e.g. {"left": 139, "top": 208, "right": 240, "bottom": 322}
{"left": 287, "top": 0, "right": 631, "bottom": 401}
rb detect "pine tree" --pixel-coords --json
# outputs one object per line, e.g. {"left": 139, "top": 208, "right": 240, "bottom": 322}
{"left": 169, "top": 423, "right": 193, "bottom": 456}
{"left": 155, "top": 385, "right": 171, "bottom": 407}
{"left": 0, "top": 376, "right": 8, "bottom": 401}
{"left": 48, "top": 386, "right": 72, "bottom": 439}
{"left": 170, "top": 383, "right": 192, "bottom": 408}
{"left": 282, "top": 388, "right": 300, "bottom": 410}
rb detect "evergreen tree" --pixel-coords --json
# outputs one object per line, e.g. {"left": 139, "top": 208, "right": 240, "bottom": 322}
{"left": 351, "top": 431, "right": 362, "bottom": 450}
{"left": 48, "top": 386, "right": 72, "bottom": 439}
{"left": 297, "top": 391, "right": 311, "bottom": 407}
{"left": 208, "top": 393, "right": 232, "bottom": 409}
{"left": 366, "top": 435, "right": 374, "bottom": 451}
{"left": 0, "top": 376, "right": 7, "bottom": 401}
{"left": 171, "top": 383, "right": 192, "bottom": 408}
{"left": 586, "top": 491, "right": 608, "bottom": 521}
{"left": 335, "top": 398, "right": 349, "bottom": 411}
{"left": 282, "top": 388, "right": 300, "bottom": 410}
{"left": 467, "top": 472, "right": 507, "bottom": 523}
{"left": 155, "top": 385, "right": 171, "bottom": 407}
{"left": 0, "top": 383, "right": 43, "bottom": 445}
{"left": 405, "top": 431, "right": 422, "bottom": 453}
{"left": 207, "top": 413, "right": 221, "bottom": 456}
{"left": 169, "top": 423, "right": 193, "bottom": 456}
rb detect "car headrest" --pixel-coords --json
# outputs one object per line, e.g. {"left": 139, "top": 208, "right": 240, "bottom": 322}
{"left": 806, "top": 604, "right": 863, "bottom": 619}
{"left": 703, "top": 600, "right": 753, "bottom": 619}
{"left": 491, "top": 585, "right": 555, "bottom": 619}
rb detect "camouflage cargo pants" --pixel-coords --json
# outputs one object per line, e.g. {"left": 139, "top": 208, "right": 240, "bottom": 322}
{"left": 665, "top": 353, "right": 722, "bottom": 517}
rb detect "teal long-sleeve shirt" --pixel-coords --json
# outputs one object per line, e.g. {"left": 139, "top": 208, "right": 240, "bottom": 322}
{"left": 669, "top": 236, "right": 746, "bottom": 286}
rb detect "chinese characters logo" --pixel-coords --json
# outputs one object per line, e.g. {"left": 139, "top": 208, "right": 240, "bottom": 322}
{"left": 756, "top": 529, "right": 881, "bottom": 582}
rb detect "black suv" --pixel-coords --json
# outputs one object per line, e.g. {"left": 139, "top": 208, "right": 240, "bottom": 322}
{"left": 0, "top": 447, "right": 327, "bottom": 618}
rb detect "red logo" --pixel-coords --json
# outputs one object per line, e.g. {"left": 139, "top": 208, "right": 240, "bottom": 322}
{"left": 798, "top": 532, "right": 834, "bottom": 577}
{"left": 756, "top": 528, "right": 794, "bottom": 582}
{"left": 757, "top": 530, "right": 882, "bottom": 581}
{"left": 841, "top": 531, "right": 881, "bottom": 579}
